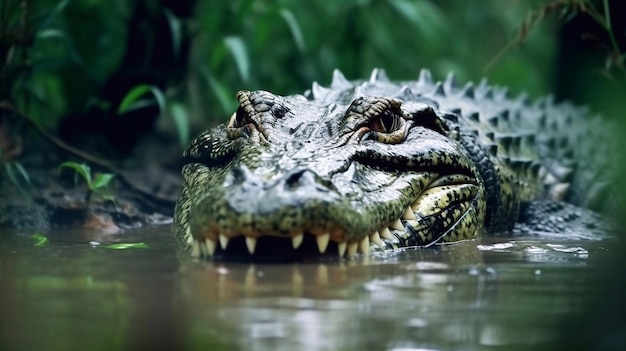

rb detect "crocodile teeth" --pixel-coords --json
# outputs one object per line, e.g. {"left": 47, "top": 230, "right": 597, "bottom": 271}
{"left": 245, "top": 237, "right": 257, "bottom": 254}
{"left": 292, "top": 233, "right": 304, "bottom": 249}
{"left": 338, "top": 242, "right": 347, "bottom": 257}
{"left": 359, "top": 236, "right": 370, "bottom": 255}
{"left": 380, "top": 227, "right": 394, "bottom": 240}
{"left": 402, "top": 206, "right": 417, "bottom": 220}
{"left": 205, "top": 239, "right": 216, "bottom": 256}
{"left": 390, "top": 219, "right": 404, "bottom": 230}
{"left": 316, "top": 233, "right": 330, "bottom": 253}
{"left": 347, "top": 242, "right": 358, "bottom": 258}
{"left": 219, "top": 234, "right": 230, "bottom": 249}
{"left": 370, "top": 231, "right": 383, "bottom": 246}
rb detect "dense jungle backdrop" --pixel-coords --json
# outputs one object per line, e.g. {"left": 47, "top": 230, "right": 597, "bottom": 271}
{"left": 1, "top": 0, "right": 624, "bottom": 158}
{"left": 1, "top": 1, "right": 626, "bottom": 351}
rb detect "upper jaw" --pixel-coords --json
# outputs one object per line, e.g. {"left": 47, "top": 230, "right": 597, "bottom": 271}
{"left": 187, "top": 168, "right": 481, "bottom": 260}
{"left": 185, "top": 125, "right": 481, "bottom": 260}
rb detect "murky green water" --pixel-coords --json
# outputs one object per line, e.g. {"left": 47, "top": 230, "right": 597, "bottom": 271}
{"left": 0, "top": 226, "right": 621, "bottom": 350}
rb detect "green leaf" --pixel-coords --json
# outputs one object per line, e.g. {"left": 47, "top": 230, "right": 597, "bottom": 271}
{"left": 13, "top": 162, "right": 31, "bottom": 185}
{"left": 117, "top": 84, "right": 152, "bottom": 114}
{"left": 224, "top": 36, "right": 250, "bottom": 82}
{"left": 104, "top": 242, "right": 149, "bottom": 250}
{"left": 387, "top": 0, "right": 445, "bottom": 41}
{"left": 117, "top": 85, "right": 166, "bottom": 115}
{"left": 169, "top": 102, "right": 190, "bottom": 147}
{"left": 201, "top": 67, "right": 237, "bottom": 114}
{"left": 150, "top": 86, "right": 167, "bottom": 114}
{"left": 99, "top": 193, "right": 117, "bottom": 203}
{"left": 37, "top": 29, "right": 66, "bottom": 40}
{"left": 280, "top": 9, "right": 306, "bottom": 53}
{"left": 164, "top": 9, "right": 183, "bottom": 58}
{"left": 84, "top": 97, "right": 112, "bottom": 111}
{"left": 37, "top": 0, "right": 71, "bottom": 32}
{"left": 3, "top": 162, "right": 31, "bottom": 199}
{"left": 5, "top": 162, "right": 29, "bottom": 186}
{"left": 4, "top": 163, "right": 17, "bottom": 185}
{"left": 91, "top": 173, "right": 115, "bottom": 190}
{"left": 31, "top": 233, "right": 49, "bottom": 247}
{"left": 58, "top": 162, "right": 92, "bottom": 186}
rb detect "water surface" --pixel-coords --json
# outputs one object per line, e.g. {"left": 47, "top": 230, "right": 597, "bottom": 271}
{"left": 0, "top": 226, "right": 618, "bottom": 350}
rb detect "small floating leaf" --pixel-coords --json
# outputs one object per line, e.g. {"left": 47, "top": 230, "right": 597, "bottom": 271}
{"left": 104, "top": 242, "right": 149, "bottom": 250}
{"left": 31, "top": 233, "right": 49, "bottom": 247}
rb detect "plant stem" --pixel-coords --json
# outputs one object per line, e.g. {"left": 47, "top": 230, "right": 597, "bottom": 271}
{"left": 602, "top": 0, "right": 622, "bottom": 57}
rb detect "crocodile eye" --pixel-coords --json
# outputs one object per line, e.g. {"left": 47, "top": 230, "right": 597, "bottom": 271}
{"left": 230, "top": 106, "right": 251, "bottom": 128}
{"left": 370, "top": 110, "right": 402, "bottom": 133}
{"left": 226, "top": 106, "right": 255, "bottom": 139}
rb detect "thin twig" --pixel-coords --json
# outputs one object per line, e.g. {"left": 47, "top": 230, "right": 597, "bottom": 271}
{"left": 486, "top": 0, "right": 624, "bottom": 73}
{"left": 0, "top": 101, "right": 177, "bottom": 207}
{"left": 601, "top": 0, "right": 621, "bottom": 57}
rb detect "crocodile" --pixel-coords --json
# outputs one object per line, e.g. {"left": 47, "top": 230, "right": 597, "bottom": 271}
{"left": 173, "top": 68, "right": 614, "bottom": 260}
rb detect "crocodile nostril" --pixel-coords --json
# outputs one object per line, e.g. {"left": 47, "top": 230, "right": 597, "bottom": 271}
{"left": 229, "top": 165, "right": 251, "bottom": 186}
{"left": 285, "top": 169, "right": 309, "bottom": 188}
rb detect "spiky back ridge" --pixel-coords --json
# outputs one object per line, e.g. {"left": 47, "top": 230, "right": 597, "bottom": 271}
{"left": 306, "top": 68, "right": 613, "bottom": 213}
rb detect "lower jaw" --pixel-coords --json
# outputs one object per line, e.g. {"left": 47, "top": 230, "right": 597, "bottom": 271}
{"left": 191, "top": 225, "right": 434, "bottom": 262}
{"left": 205, "top": 234, "right": 347, "bottom": 262}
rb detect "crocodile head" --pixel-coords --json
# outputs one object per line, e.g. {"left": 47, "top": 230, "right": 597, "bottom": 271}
{"left": 174, "top": 70, "right": 487, "bottom": 260}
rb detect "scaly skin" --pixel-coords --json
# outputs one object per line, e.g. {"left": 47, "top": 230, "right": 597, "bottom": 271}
{"left": 173, "top": 69, "right": 613, "bottom": 260}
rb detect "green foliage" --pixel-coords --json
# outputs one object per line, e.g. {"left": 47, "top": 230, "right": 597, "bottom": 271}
{"left": 224, "top": 36, "right": 250, "bottom": 83}
{"left": 2, "top": 0, "right": 623, "bottom": 155}
{"left": 103, "top": 242, "right": 149, "bottom": 250}
{"left": 58, "top": 162, "right": 116, "bottom": 203}
{"left": 169, "top": 102, "right": 190, "bottom": 147}
{"left": 0, "top": 149, "right": 31, "bottom": 199}
{"left": 2, "top": 0, "right": 128, "bottom": 124}
{"left": 190, "top": 0, "right": 558, "bottom": 121}
{"left": 164, "top": 8, "right": 184, "bottom": 58}
{"left": 487, "top": 0, "right": 624, "bottom": 77}
{"left": 31, "top": 233, "right": 49, "bottom": 247}
{"left": 28, "top": 234, "right": 148, "bottom": 249}
{"left": 117, "top": 84, "right": 166, "bottom": 115}
{"left": 117, "top": 84, "right": 191, "bottom": 147}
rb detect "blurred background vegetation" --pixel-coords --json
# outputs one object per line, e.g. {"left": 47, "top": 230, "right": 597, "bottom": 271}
{"left": 1, "top": 2, "right": 624, "bottom": 348}
{"left": 1, "top": 0, "right": 623, "bottom": 160}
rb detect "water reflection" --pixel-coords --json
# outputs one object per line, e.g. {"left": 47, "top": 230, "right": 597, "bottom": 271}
{"left": 0, "top": 227, "right": 614, "bottom": 351}
{"left": 0, "top": 228, "right": 184, "bottom": 351}
{"left": 178, "top": 238, "right": 605, "bottom": 350}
